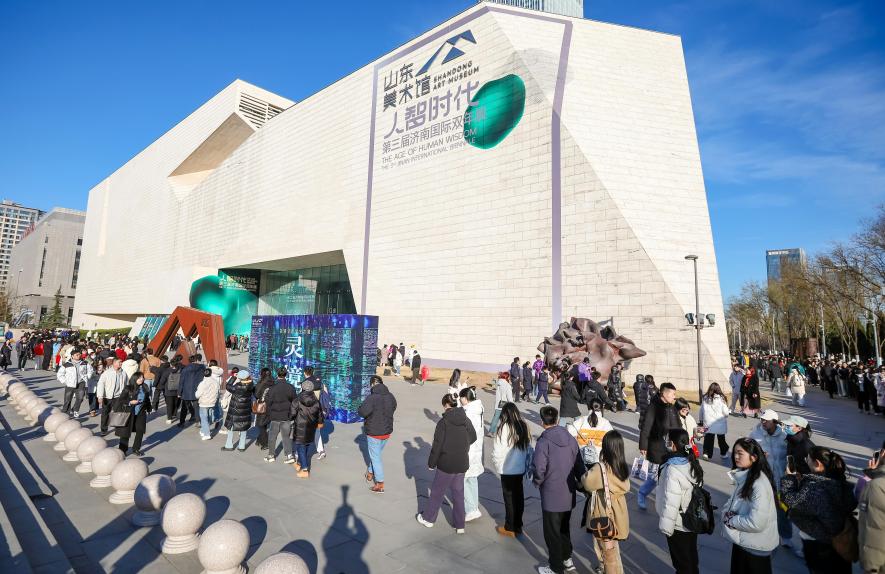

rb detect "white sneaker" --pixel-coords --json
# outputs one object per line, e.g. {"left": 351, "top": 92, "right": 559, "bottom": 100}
{"left": 464, "top": 510, "right": 482, "bottom": 522}
{"left": 455, "top": 528, "right": 465, "bottom": 534}
{"left": 416, "top": 514, "right": 434, "bottom": 528}
{"left": 201, "top": 435, "right": 211, "bottom": 441}
{"left": 564, "top": 557, "right": 576, "bottom": 571}
{"left": 702, "top": 454, "right": 710, "bottom": 460}
{"left": 165, "top": 419, "right": 174, "bottom": 425}
{"left": 317, "top": 452, "right": 326, "bottom": 460}
{"left": 219, "top": 428, "right": 228, "bottom": 434}
{"left": 538, "top": 567, "right": 556, "bottom": 574}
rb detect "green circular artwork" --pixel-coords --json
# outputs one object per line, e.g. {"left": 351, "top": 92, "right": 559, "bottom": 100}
{"left": 463, "top": 74, "right": 526, "bottom": 149}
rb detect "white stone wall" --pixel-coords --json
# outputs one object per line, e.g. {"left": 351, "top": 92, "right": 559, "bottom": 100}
{"left": 74, "top": 2, "right": 730, "bottom": 389}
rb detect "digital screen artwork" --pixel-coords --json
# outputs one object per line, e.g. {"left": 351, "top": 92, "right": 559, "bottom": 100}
{"left": 248, "top": 314, "right": 379, "bottom": 423}
{"left": 138, "top": 315, "right": 168, "bottom": 343}
{"left": 189, "top": 269, "right": 260, "bottom": 336}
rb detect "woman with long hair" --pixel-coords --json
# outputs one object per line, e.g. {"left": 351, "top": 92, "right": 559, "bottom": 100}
{"left": 582, "top": 430, "right": 631, "bottom": 574}
{"left": 114, "top": 371, "right": 151, "bottom": 456}
{"left": 741, "top": 367, "right": 761, "bottom": 418}
{"left": 491, "top": 402, "right": 532, "bottom": 537}
{"left": 721, "top": 438, "right": 778, "bottom": 573}
{"left": 781, "top": 446, "right": 857, "bottom": 574}
{"left": 459, "top": 386, "right": 485, "bottom": 522}
{"left": 488, "top": 371, "right": 512, "bottom": 436}
{"left": 567, "top": 399, "right": 612, "bottom": 461}
{"left": 657, "top": 428, "right": 703, "bottom": 574}
{"left": 700, "top": 383, "right": 730, "bottom": 460}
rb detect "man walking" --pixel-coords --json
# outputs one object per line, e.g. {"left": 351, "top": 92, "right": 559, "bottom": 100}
{"left": 97, "top": 358, "right": 127, "bottom": 435}
{"left": 177, "top": 355, "right": 204, "bottom": 427}
{"left": 637, "top": 382, "right": 681, "bottom": 510}
{"left": 533, "top": 406, "right": 581, "bottom": 574}
{"left": 411, "top": 351, "right": 422, "bottom": 386}
{"left": 358, "top": 375, "right": 397, "bottom": 493}
{"left": 58, "top": 348, "right": 92, "bottom": 418}
{"left": 509, "top": 357, "right": 522, "bottom": 403}
{"left": 264, "top": 368, "right": 296, "bottom": 464}
{"left": 729, "top": 364, "right": 745, "bottom": 412}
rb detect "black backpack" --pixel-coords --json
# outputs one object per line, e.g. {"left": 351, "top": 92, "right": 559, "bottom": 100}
{"left": 166, "top": 371, "right": 181, "bottom": 393}
{"left": 681, "top": 483, "right": 716, "bottom": 534}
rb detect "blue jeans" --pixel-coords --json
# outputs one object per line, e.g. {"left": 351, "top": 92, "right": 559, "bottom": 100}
{"left": 367, "top": 436, "right": 388, "bottom": 482}
{"left": 639, "top": 476, "right": 657, "bottom": 497}
{"left": 535, "top": 387, "right": 549, "bottom": 403}
{"left": 199, "top": 406, "right": 212, "bottom": 436}
{"left": 295, "top": 442, "right": 313, "bottom": 471}
{"left": 465, "top": 476, "right": 479, "bottom": 514}
{"left": 488, "top": 408, "right": 503, "bottom": 435}
{"left": 225, "top": 430, "right": 247, "bottom": 450}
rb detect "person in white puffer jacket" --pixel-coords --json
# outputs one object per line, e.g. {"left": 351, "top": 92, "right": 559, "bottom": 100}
{"left": 460, "top": 387, "right": 485, "bottom": 523}
{"left": 491, "top": 403, "right": 532, "bottom": 537}
{"left": 657, "top": 428, "right": 704, "bottom": 574}
{"left": 721, "top": 438, "right": 778, "bottom": 573}
{"left": 195, "top": 365, "right": 222, "bottom": 440}
{"left": 700, "top": 383, "right": 731, "bottom": 460}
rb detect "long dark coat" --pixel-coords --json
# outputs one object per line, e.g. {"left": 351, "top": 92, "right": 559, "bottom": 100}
{"left": 114, "top": 383, "right": 152, "bottom": 440}
{"left": 224, "top": 380, "right": 255, "bottom": 432}
{"left": 290, "top": 390, "right": 323, "bottom": 444}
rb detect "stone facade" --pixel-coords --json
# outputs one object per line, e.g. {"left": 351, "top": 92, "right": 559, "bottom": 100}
{"left": 73, "top": 2, "right": 730, "bottom": 389}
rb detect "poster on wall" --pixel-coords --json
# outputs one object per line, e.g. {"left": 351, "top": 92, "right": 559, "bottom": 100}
{"left": 137, "top": 315, "right": 169, "bottom": 343}
{"left": 248, "top": 314, "right": 379, "bottom": 423}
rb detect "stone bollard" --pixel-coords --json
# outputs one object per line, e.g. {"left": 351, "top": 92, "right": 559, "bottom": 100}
{"left": 75, "top": 436, "right": 107, "bottom": 473}
{"left": 132, "top": 475, "right": 176, "bottom": 527}
{"left": 161, "top": 493, "right": 206, "bottom": 554}
{"left": 36, "top": 405, "right": 61, "bottom": 426}
{"left": 53, "top": 420, "right": 81, "bottom": 452}
{"left": 26, "top": 399, "right": 48, "bottom": 423}
{"left": 17, "top": 394, "right": 37, "bottom": 415}
{"left": 255, "top": 552, "right": 310, "bottom": 574}
{"left": 8, "top": 384, "right": 26, "bottom": 402}
{"left": 197, "top": 519, "right": 250, "bottom": 574}
{"left": 43, "top": 412, "right": 70, "bottom": 442}
{"left": 62, "top": 428, "right": 93, "bottom": 461}
{"left": 90, "top": 447, "right": 125, "bottom": 488}
{"left": 109, "top": 458, "right": 148, "bottom": 504}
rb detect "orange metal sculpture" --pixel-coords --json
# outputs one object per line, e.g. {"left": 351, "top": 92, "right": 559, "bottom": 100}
{"left": 148, "top": 307, "right": 227, "bottom": 373}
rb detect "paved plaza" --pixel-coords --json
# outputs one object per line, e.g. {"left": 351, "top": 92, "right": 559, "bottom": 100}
{"left": 1, "top": 358, "right": 882, "bottom": 573}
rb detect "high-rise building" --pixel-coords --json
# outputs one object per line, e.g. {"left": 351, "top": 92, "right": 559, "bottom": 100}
{"left": 766, "top": 248, "right": 807, "bottom": 283}
{"left": 8, "top": 208, "right": 85, "bottom": 326}
{"left": 483, "top": 0, "right": 583, "bottom": 18}
{"left": 0, "top": 199, "right": 44, "bottom": 292}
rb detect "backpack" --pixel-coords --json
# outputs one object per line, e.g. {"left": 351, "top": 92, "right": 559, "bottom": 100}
{"left": 319, "top": 389, "right": 332, "bottom": 417}
{"left": 681, "top": 483, "right": 716, "bottom": 535}
{"left": 166, "top": 371, "right": 181, "bottom": 393}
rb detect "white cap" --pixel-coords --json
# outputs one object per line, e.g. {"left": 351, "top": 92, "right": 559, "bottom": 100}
{"left": 759, "top": 409, "right": 779, "bottom": 421}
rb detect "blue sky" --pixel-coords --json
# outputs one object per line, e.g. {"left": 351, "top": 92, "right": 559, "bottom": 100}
{"left": 1, "top": 0, "right": 883, "bottom": 300}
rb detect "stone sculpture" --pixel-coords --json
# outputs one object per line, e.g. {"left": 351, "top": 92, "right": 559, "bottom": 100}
{"left": 43, "top": 412, "right": 70, "bottom": 442}
{"left": 537, "top": 317, "right": 646, "bottom": 384}
{"left": 75, "top": 436, "right": 107, "bottom": 473}
{"left": 132, "top": 474, "right": 176, "bottom": 527}
{"left": 53, "top": 420, "right": 81, "bottom": 451}
{"left": 161, "top": 493, "right": 206, "bottom": 554}
{"left": 62, "top": 428, "right": 93, "bottom": 462}
{"left": 255, "top": 552, "right": 310, "bottom": 574}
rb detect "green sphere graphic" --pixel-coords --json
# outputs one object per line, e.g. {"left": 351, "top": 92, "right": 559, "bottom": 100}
{"left": 463, "top": 74, "right": 526, "bottom": 149}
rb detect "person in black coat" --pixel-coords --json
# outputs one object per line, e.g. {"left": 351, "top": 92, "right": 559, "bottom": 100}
{"left": 222, "top": 370, "right": 255, "bottom": 452}
{"left": 164, "top": 358, "right": 183, "bottom": 423}
{"left": 114, "top": 371, "right": 152, "bottom": 456}
{"left": 177, "top": 357, "right": 204, "bottom": 427}
{"left": 253, "top": 368, "right": 274, "bottom": 450}
{"left": 637, "top": 383, "right": 680, "bottom": 509}
{"left": 358, "top": 376, "right": 398, "bottom": 492}
{"left": 509, "top": 358, "right": 522, "bottom": 403}
{"left": 417, "top": 394, "right": 477, "bottom": 531}
{"left": 558, "top": 373, "right": 583, "bottom": 424}
{"left": 151, "top": 359, "right": 170, "bottom": 415}
{"left": 583, "top": 373, "right": 615, "bottom": 412}
{"left": 264, "top": 369, "right": 295, "bottom": 464}
{"left": 521, "top": 361, "right": 534, "bottom": 402}
{"left": 291, "top": 381, "right": 324, "bottom": 477}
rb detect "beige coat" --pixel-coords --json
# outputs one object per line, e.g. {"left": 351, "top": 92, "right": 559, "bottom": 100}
{"left": 860, "top": 470, "right": 885, "bottom": 573}
{"left": 582, "top": 463, "right": 630, "bottom": 541}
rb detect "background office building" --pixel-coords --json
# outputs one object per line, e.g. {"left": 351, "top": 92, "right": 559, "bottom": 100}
{"left": 0, "top": 199, "right": 44, "bottom": 293}
{"left": 766, "top": 248, "right": 807, "bottom": 283}
{"left": 9, "top": 208, "right": 85, "bottom": 327}
{"left": 485, "top": 0, "right": 583, "bottom": 18}
{"left": 74, "top": 1, "right": 731, "bottom": 390}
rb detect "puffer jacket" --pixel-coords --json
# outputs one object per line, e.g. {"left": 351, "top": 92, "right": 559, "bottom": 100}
{"left": 463, "top": 399, "right": 485, "bottom": 478}
{"left": 656, "top": 456, "right": 698, "bottom": 536}
{"left": 495, "top": 378, "right": 514, "bottom": 405}
{"left": 357, "top": 382, "right": 397, "bottom": 437}
{"left": 491, "top": 423, "right": 531, "bottom": 475}
{"left": 265, "top": 379, "right": 295, "bottom": 422}
{"left": 195, "top": 367, "right": 222, "bottom": 408}
{"left": 290, "top": 390, "right": 323, "bottom": 444}
{"left": 748, "top": 424, "right": 788, "bottom": 487}
{"left": 788, "top": 370, "right": 806, "bottom": 394}
{"left": 700, "top": 395, "right": 729, "bottom": 435}
{"left": 178, "top": 362, "right": 204, "bottom": 401}
{"left": 859, "top": 466, "right": 885, "bottom": 573}
{"left": 781, "top": 473, "right": 857, "bottom": 542}
{"left": 224, "top": 380, "right": 255, "bottom": 432}
{"left": 428, "top": 406, "right": 476, "bottom": 474}
{"left": 640, "top": 396, "right": 681, "bottom": 464}
{"left": 720, "top": 469, "right": 778, "bottom": 553}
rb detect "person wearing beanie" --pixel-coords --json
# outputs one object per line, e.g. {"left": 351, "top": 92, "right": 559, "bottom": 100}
{"left": 291, "top": 379, "right": 324, "bottom": 478}
{"left": 222, "top": 370, "right": 255, "bottom": 452}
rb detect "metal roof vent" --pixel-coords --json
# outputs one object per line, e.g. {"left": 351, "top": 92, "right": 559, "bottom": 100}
{"left": 238, "top": 93, "right": 284, "bottom": 129}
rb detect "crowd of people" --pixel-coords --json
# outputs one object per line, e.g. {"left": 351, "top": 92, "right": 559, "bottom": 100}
{"left": 9, "top": 329, "right": 885, "bottom": 574}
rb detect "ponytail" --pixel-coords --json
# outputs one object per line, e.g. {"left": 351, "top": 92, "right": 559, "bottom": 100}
{"left": 809, "top": 446, "right": 847, "bottom": 482}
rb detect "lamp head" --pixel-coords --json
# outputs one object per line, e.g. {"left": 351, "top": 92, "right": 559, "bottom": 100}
{"left": 685, "top": 255, "right": 698, "bottom": 261}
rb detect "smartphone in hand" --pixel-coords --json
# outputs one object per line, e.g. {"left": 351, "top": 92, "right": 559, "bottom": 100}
{"left": 786, "top": 455, "right": 796, "bottom": 474}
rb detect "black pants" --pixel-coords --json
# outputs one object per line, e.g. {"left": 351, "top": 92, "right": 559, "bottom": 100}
{"left": 118, "top": 412, "right": 146, "bottom": 453}
{"left": 501, "top": 474, "right": 525, "bottom": 533}
{"left": 541, "top": 510, "right": 572, "bottom": 574}
{"left": 802, "top": 539, "right": 851, "bottom": 574}
{"left": 165, "top": 395, "right": 179, "bottom": 420}
{"left": 17, "top": 352, "right": 27, "bottom": 369}
{"left": 62, "top": 384, "right": 86, "bottom": 414}
{"left": 100, "top": 401, "right": 114, "bottom": 432}
{"left": 730, "top": 544, "right": 771, "bottom": 574}
{"left": 702, "top": 434, "right": 729, "bottom": 458}
{"left": 666, "top": 530, "right": 699, "bottom": 574}
{"left": 512, "top": 382, "right": 521, "bottom": 402}
{"left": 151, "top": 386, "right": 164, "bottom": 413}
{"left": 256, "top": 421, "right": 269, "bottom": 449}
{"left": 178, "top": 399, "right": 197, "bottom": 425}
{"left": 857, "top": 388, "right": 872, "bottom": 412}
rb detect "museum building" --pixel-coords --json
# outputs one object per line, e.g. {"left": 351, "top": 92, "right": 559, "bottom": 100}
{"left": 73, "top": 1, "right": 731, "bottom": 389}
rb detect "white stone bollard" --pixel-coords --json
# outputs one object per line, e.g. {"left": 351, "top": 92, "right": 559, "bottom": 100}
{"left": 75, "top": 436, "right": 107, "bottom": 473}
{"left": 197, "top": 519, "right": 250, "bottom": 574}
{"left": 62, "top": 428, "right": 93, "bottom": 461}
{"left": 36, "top": 405, "right": 61, "bottom": 426}
{"left": 254, "top": 552, "right": 310, "bottom": 574}
{"left": 132, "top": 474, "right": 177, "bottom": 527}
{"left": 53, "top": 420, "right": 81, "bottom": 451}
{"left": 17, "top": 394, "right": 37, "bottom": 415}
{"left": 161, "top": 493, "right": 206, "bottom": 554}
{"left": 8, "top": 384, "right": 26, "bottom": 402}
{"left": 26, "top": 399, "right": 48, "bottom": 423}
{"left": 109, "top": 458, "right": 148, "bottom": 504}
{"left": 90, "top": 447, "right": 125, "bottom": 488}
{"left": 43, "top": 412, "right": 70, "bottom": 442}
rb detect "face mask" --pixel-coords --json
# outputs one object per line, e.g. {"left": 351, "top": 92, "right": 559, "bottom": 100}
{"left": 784, "top": 426, "right": 797, "bottom": 436}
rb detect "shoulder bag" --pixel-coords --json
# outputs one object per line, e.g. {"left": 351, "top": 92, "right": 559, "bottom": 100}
{"left": 587, "top": 463, "right": 618, "bottom": 539}
{"left": 252, "top": 388, "right": 269, "bottom": 414}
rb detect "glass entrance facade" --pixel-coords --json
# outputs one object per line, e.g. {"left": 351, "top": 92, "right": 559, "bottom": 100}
{"left": 257, "top": 264, "right": 356, "bottom": 317}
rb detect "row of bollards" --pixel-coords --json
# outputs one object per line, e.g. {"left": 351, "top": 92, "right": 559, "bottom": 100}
{"left": 0, "top": 373, "right": 310, "bottom": 574}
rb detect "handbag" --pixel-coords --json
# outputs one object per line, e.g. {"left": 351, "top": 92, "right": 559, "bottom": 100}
{"left": 831, "top": 515, "right": 859, "bottom": 563}
{"left": 587, "top": 464, "right": 618, "bottom": 539}
{"left": 108, "top": 410, "right": 131, "bottom": 428}
{"left": 252, "top": 388, "right": 269, "bottom": 414}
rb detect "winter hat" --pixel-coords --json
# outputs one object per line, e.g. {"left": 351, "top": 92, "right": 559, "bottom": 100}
{"left": 301, "top": 380, "right": 315, "bottom": 392}
{"left": 759, "top": 410, "right": 779, "bottom": 421}
{"left": 783, "top": 415, "right": 808, "bottom": 428}
{"left": 236, "top": 370, "right": 251, "bottom": 380}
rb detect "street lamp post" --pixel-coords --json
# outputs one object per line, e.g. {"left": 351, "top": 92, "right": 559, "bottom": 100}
{"left": 685, "top": 255, "right": 704, "bottom": 412}
{"left": 819, "top": 303, "right": 826, "bottom": 359}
